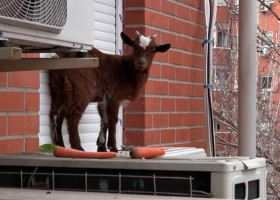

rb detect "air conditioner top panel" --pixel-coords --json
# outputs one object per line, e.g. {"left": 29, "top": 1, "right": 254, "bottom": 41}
{"left": 0, "top": 0, "right": 94, "bottom": 51}
{"left": 0, "top": 152, "right": 266, "bottom": 173}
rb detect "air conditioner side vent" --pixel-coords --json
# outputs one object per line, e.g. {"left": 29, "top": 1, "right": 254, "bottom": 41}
{"left": 0, "top": 0, "right": 67, "bottom": 33}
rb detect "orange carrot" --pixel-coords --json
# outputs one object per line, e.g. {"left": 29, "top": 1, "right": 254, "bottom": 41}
{"left": 130, "top": 147, "right": 165, "bottom": 159}
{"left": 54, "top": 147, "right": 117, "bottom": 159}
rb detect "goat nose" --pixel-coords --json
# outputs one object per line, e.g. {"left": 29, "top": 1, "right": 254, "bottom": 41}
{"left": 137, "top": 59, "right": 145, "bottom": 66}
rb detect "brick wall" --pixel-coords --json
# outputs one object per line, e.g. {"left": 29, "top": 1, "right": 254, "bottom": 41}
{"left": 123, "top": 0, "right": 207, "bottom": 149}
{"left": 0, "top": 53, "right": 39, "bottom": 154}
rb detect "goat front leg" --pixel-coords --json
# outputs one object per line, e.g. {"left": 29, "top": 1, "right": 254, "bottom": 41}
{"left": 107, "top": 101, "right": 120, "bottom": 153}
{"left": 97, "top": 101, "right": 108, "bottom": 152}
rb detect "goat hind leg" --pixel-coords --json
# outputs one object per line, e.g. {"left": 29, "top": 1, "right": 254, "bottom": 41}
{"left": 97, "top": 102, "right": 108, "bottom": 152}
{"left": 107, "top": 102, "right": 120, "bottom": 153}
{"left": 50, "top": 109, "right": 65, "bottom": 147}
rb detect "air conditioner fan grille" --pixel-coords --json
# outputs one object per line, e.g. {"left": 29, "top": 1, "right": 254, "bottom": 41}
{"left": 0, "top": 0, "right": 67, "bottom": 28}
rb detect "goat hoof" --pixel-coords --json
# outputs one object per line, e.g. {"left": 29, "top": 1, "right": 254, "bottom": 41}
{"left": 109, "top": 147, "right": 118, "bottom": 153}
{"left": 97, "top": 146, "right": 107, "bottom": 152}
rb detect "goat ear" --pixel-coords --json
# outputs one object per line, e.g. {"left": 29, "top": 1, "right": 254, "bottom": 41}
{"left": 156, "top": 44, "right": 171, "bottom": 53}
{"left": 121, "top": 32, "right": 133, "bottom": 47}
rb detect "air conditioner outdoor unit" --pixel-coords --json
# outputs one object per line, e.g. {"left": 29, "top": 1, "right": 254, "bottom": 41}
{"left": 0, "top": 0, "right": 94, "bottom": 52}
{"left": 0, "top": 149, "right": 267, "bottom": 199}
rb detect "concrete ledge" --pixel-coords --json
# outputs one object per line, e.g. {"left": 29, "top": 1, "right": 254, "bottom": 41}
{"left": 0, "top": 188, "right": 226, "bottom": 200}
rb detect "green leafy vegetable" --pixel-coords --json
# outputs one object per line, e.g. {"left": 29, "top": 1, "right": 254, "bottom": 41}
{"left": 39, "top": 144, "right": 59, "bottom": 153}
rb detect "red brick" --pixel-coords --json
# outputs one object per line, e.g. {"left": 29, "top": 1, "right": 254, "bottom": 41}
{"left": 189, "top": 39, "right": 203, "bottom": 54}
{"left": 169, "top": 113, "right": 183, "bottom": 126}
{"left": 196, "top": 55, "right": 205, "bottom": 68}
{"left": 123, "top": 0, "right": 145, "bottom": 7}
{"left": 176, "top": 67, "right": 189, "bottom": 81}
{"left": 153, "top": 113, "right": 168, "bottom": 128}
{"left": 26, "top": 92, "right": 39, "bottom": 111}
{"left": 0, "top": 92, "right": 24, "bottom": 111}
{"left": 177, "top": 4, "right": 189, "bottom": 20}
{"left": 144, "top": 0, "right": 161, "bottom": 10}
{"left": 161, "top": 98, "right": 175, "bottom": 112}
{"left": 162, "top": 32, "right": 176, "bottom": 47}
{"left": 154, "top": 49, "right": 169, "bottom": 62}
{"left": 183, "top": 113, "right": 196, "bottom": 126}
{"left": 189, "top": 69, "right": 204, "bottom": 83}
{"left": 176, "top": 36, "right": 184, "bottom": 50}
{"left": 182, "top": 0, "right": 196, "bottom": 7}
{"left": 162, "top": 65, "right": 175, "bottom": 80}
{"left": 181, "top": 37, "right": 189, "bottom": 51}
{"left": 195, "top": 85, "right": 204, "bottom": 97}
{"left": 176, "top": 98, "right": 189, "bottom": 111}
{"left": 0, "top": 138, "right": 24, "bottom": 154}
{"left": 124, "top": 10, "right": 145, "bottom": 24}
{"left": 145, "top": 97, "right": 161, "bottom": 111}
{"left": 190, "top": 127, "right": 206, "bottom": 141}
{"left": 124, "top": 131, "right": 145, "bottom": 145}
{"left": 8, "top": 115, "right": 39, "bottom": 135}
{"left": 153, "top": 13, "right": 169, "bottom": 30}
{"left": 176, "top": 129, "right": 189, "bottom": 142}
{"left": 124, "top": 114, "right": 152, "bottom": 128}
{"left": 182, "top": 83, "right": 196, "bottom": 96}
{"left": 0, "top": 116, "right": 6, "bottom": 135}
{"left": 144, "top": 130, "right": 161, "bottom": 145}
{"left": 0, "top": 72, "right": 7, "bottom": 85}
{"left": 125, "top": 97, "right": 145, "bottom": 111}
{"left": 26, "top": 137, "right": 39, "bottom": 152}
{"left": 189, "top": 9, "right": 203, "bottom": 24}
{"left": 161, "top": 0, "right": 176, "bottom": 15}
{"left": 182, "top": 53, "right": 196, "bottom": 67}
{"left": 169, "top": 82, "right": 183, "bottom": 96}
{"left": 189, "top": 99, "right": 204, "bottom": 112}
{"left": 9, "top": 71, "right": 39, "bottom": 88}
{"left": 196, "top": 113, "right": 205, "bottom": 125}
{"left": 161, "top": 129, "right": 175, "bottom": 143}
{"left": 153, "top": 81, "right": 168, "bottom": 95}
{"left": 149, "top": 63, "right": 161, "bottom": 78}
{"left": 143, "top": 80, "right": 153, "bottom": 94}
{"left": 170, "top": 50, "right": 182, "bottom": 65}
{"left": 169, "top": 18, "right": 183, "bottom": 33}
{"left": 193, "top": 141, "right": 207, "bottom": 150}
{"left": 183, "top": 22, "right": 196, "bottom": 37}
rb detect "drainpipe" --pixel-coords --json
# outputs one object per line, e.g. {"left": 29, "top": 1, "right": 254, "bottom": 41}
{"left": 204, "top": 0, "right": 217, "bottom": 157}
{"left": 238, "top": 0, "right": 257, "bottom": 157}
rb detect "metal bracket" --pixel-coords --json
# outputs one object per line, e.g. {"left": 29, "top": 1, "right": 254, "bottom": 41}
{"left": 0, "top": 47, "right": 99, "bottom": 72}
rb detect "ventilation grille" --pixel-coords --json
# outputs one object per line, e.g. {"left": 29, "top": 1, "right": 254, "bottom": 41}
{"left": 0, "top": 0, "right": 67, "bottom": 32}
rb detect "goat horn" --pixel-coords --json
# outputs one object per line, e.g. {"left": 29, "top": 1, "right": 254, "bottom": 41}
{"left": 136, "top": 31, "right": 141, "bottom": 37}
{"left": 151, "top": 34, "right": 158, "bottom": 40}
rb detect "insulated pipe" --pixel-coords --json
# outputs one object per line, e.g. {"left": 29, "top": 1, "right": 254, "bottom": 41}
{"left": 238, "top": 0, "right": 257, "bottom": 157}
{"left": 203, "top": 0, "right": 217, "bottom": 157}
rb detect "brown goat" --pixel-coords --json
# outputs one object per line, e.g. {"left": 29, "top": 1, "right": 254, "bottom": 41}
{"left": 49, "top": 31, "right": 171, "bottom": 152}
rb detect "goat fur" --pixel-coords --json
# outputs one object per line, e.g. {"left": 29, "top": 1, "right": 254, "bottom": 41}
{"left": 49, "top": 31, "right": 171, "bottom": 152}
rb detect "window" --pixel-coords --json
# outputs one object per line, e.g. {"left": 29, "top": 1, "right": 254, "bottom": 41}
{"left": 260, "top": 76, "right": 272, "bottom": 90}
{"left": 217, "top": 0, "right": 227, "bottom": 6}
{"left": 217, "top": 31, "right": 229, "bottom": 48}
{"left": 213, "top": 67, "right": 230, "bottom": 91}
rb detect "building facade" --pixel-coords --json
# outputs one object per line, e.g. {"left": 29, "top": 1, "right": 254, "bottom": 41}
{"left": 0, "top": 0, "right": 207, "bottom": 154}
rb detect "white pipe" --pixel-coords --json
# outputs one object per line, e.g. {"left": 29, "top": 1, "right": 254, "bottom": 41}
{"left": 203, "top": 0, "right": 217, "bottom": 157}
{"left": 238, "top": 0, "right": 257, "bottom": 157}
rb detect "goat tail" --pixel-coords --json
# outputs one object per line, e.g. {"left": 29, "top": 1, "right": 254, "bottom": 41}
{"left": 88, "top": 47, "right": 104, "bottom": 58}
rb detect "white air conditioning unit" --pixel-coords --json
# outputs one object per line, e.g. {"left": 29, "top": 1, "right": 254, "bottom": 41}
{"left": 0, "top": 0, "right": 94, "bottom": 51}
